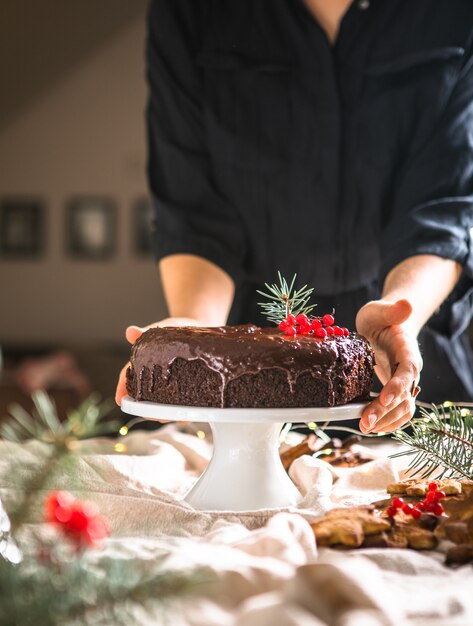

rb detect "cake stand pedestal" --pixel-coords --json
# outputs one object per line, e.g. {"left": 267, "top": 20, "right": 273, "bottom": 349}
{"left": 121, "top": 397, "right": 367, "bottom": 512}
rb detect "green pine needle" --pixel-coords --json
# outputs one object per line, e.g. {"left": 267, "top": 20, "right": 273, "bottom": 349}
{"left": 0, "top": 392, "right": 118, "bottom": 532}
{"left": 0, "top": 391, "right": 117, "bottom": 445}
{"left": 257, "top": 271, "right": 316, "bottom": 324}
{"left": 0, "top": 393, "right": 204, "bottom": 623}
{"left": 392, "top": 404, "right": 473, "bottom": 480}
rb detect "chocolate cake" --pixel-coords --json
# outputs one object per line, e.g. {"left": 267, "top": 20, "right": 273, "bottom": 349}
{"left": 126, "top": 324, "right": 374, "bottom": 408}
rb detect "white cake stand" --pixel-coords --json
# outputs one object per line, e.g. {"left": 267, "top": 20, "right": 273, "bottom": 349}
{"left": 121, "top": 397, "right": 367, "bottom": 512}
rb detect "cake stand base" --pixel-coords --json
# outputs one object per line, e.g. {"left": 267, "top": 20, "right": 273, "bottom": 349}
{"left": 185, "top": 421, "right": 300, "bottom": 510}
{"left": 121, "top": 398, "right": 367, "bottom": 511}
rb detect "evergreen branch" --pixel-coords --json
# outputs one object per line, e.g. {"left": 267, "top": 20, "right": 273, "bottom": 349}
{"left": 392, "top": 404, "right": 473, "bottom": 479}
{"left": 0, "top": 392, "right": 117, "bottom": 534}
{"left": 0, "top": 391, "right": 118, "bottom": 445}
{"left": 257, "top": 271, "right": 316, "bottom": 324}
{"left": 0, "top": 551, "right": 206, "bottom": 626}
{"left": 0, "top": 393, "right": 208, "bottom": 624}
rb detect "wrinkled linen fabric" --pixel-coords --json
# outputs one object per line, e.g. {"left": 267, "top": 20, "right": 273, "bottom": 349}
{"left": 1, "top": 424, "right": 472, "bottom": 626}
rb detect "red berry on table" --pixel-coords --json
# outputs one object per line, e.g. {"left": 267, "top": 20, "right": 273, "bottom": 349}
{"left": 44, "top": 490, "right": 75, "bottom": 523}
{"left": 54, "top": 505, "right": 73, "bottom": 524}
{"left": 411, "top": 508, "right": 422, "bottom": 520}
{"left": 333, "top": 326, "right": 344, "bottom": 336}
{"left": 435, "top": 490, "right": 446, "bottom": 500}
{"left": 66, "top": 507, "right": 91, "bottom": 533}
{"left": 285, "top": 326, "right": 296, "bottom": 337}
{"left": 311, "top": 318, "right": 322, "bottom": 330}
{"left": 391, "top": 497, "right": 404, "bottom": 509}
{"left": 279, "top": 320, "right": 288, "bottom": 331}
{"left": 296, "top": 313, "right": 310, "bottom": 326}
{"left": 342, "top": 328, "right": 349, "bottom": 336}
{"left": 286, "top": 314, "right": 296, "bottom": 325}
{"left": 315, "top": 327, "right": 327, "bottom": 338}
{"left": 415, "top": 502, "right": 426, "bottom": 511}
{"left": 322, "top": 314, "right": 335, "bottom": 326}
{"left": 432, "top": 502, "right": 444, "bottom": 516}
{"left": 402, "top": 503, "right": 414, "bottom": 515}
{"left": 425, "top": 491, "right": 439, "bottom": 503}
{"left": 325, "top": 326, "right": 334, "bottom": 335}
{"left": 65, "top": 501, "right": 107, "bottom": 546}
{"left": 386, "top": 506, "right": 397, "bottom": 518}
{"left": 428, "top": 482, "right": 438, "bottom": 492}
{"left": 44, "top": 490, "right": 109, "bottom": 549}
{"left": 84, "top": 515, "right": 109, "bottom": 547}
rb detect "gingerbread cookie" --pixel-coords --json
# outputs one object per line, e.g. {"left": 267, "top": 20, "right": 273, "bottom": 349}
{"left": 280, "top": 434, "right": 325, "bottom": 471}
{"left": 387, "top": 478, "right": 462, "bottom": 497}
{"left": 363, "top": 522, "right": 437, "bottom": 550}
{"left": 446, "top": 545, "right": 473, "bottom": 566}
{"left": 280, "top": 434, "right": 374, "bottom": 471}
{"left": 435, "top": 481, "right": 473, "bottom": 566}
{"left": 311, "top": 506, "right": 391, "bottom": 547}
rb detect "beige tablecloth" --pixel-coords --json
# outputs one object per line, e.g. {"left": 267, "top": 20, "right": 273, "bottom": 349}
{"left": 1, "top": 424, "right": 472, "bottom": 626}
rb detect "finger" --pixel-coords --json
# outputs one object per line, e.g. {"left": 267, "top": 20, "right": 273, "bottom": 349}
{"left": 359, "top": 390, "right": 409, "bottom": 432}
{"left": 369, "top": 397, "right": 415, "bottom": 433}
{"left": 126, "top": 325, "right": 145, "bottom": 344}
{"left": 374, "top": 411, "right": 413, "bottom": 434}
{"left": 125, "top": 319, "right": 174, "bottom": 344}
{"left": 357, "top": 299, "right": 413, "bottom": 335}
{"left": 360, "top": 396, "right": 384, "bottom": 433}
{"left": 379, "top": 358, "right": 420, "bottom": 408}
{"left": 115, "top": 363, "right": 130, "bottom": 406}
{"left": 372, "top": 299, "right": 413, "bottom": 328}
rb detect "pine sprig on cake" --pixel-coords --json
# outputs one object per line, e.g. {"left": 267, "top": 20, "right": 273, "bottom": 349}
{"left": 392, "top": 404, "right": 473, "bottom": 480}
{"left": 257, "top": 272, "right": 349, "bottom": 338}
{"left": 257, "top": 272, "right": 315, "bottom": 323}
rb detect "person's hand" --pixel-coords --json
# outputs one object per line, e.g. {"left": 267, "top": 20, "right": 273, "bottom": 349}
{"left": 115, "top": 317, "right": 200, "bottom": 406}
{"left": 355, "top": 299, "right": 422, "bottom": 434}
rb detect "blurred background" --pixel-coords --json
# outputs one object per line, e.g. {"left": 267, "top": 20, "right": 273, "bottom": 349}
{"left": 0, "top": 0, "right": 167, "bottom": 421}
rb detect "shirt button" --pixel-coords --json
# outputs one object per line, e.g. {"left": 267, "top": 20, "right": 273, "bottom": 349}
{"left": 358, "top": 0, "right": 370, "bottom": 9}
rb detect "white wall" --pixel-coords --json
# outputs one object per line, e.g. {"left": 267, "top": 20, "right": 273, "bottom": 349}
{"left": 0, "top": 15, "right": 167, "bottom": 347}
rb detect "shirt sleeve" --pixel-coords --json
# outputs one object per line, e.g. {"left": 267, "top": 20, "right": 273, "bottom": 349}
{"left": 381, "top": 49, "right": 473, "bottom": 337}
{"left": 146, "top": 0, "right": 246, "bottom": 283}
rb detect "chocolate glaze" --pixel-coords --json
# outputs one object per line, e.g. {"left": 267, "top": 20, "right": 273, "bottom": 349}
{"left": 129, "top": 325, "right": 374, "bottom": 405}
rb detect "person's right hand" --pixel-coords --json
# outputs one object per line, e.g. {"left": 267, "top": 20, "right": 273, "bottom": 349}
{"left": 115, "top": 317, "right": 200, "bottom": 406}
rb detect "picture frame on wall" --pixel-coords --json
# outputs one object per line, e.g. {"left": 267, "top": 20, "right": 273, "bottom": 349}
{"left": 0, "top": 197, "right": 45, "bottom": 259}
{"left": 66, "top": 196, "right": 116, "bottom": 260}
{"left": 132, "top": 196, "right": 155, "bottom": 257}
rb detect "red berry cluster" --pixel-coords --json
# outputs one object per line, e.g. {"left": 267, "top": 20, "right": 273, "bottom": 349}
{"left": 386, "top": 482, "right": 446, "bottom": 520}
{"left": 44, "top": 490, "right": 109, "bottom": 548}
{"left": 278, "top": 313, "right": 349, "bottom": 338}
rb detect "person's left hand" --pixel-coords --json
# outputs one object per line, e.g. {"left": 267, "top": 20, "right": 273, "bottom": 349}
{"left": 355, "top": 299, "right": 422, "bottom": 434}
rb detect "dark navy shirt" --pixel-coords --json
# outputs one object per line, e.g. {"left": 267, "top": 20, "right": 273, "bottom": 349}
{"left": 147, "top": 0, "right": 473, "bottom": 336}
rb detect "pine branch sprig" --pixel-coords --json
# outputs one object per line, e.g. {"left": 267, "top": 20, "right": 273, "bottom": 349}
{"left": 392, "top": 404, "right": 473, "bottom": 480}
{"left": 0, "top": 390, "right": 117, "bottom": 445}
{"left": 257, "top": 272, "right": 316, "bottom": 324}
{"left": 0, "top": 392, "right": 117, "bottom": 533}
{"left": 0, "top": 548, "right": 206, "bottom": 626}
{"left": 0, "top": 393, "right": 208, "bottom": 623}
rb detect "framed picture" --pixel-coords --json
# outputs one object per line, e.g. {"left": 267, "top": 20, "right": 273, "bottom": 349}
{"left": 0, "top": 198, "right": 45, "bottom": 259}
{"left": 132, "top": 196, "right": 155, "bottom": 257}
{"left": 66, "top": 197, "right": 116, "bottom": 259}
